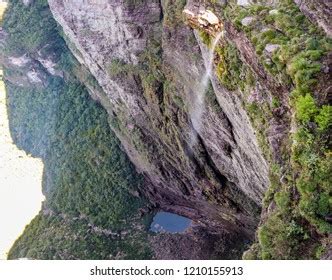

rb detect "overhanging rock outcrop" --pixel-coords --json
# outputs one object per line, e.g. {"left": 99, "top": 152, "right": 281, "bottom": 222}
{"left": 183, "top": 8, "right": 224, "bottom": 35}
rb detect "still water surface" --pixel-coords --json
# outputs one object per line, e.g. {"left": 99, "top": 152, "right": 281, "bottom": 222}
{"left": 150, "top": 211, "right": 192, "bottom": 233}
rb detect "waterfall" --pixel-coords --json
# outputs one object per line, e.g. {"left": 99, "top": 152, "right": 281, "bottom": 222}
{"left": 190, "top": 32, "right": 223, "bottom": 147}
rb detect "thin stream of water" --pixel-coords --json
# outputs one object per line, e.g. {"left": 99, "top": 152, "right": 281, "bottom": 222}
{"left": 190, "top": 32, "right": 223, "bottom": 147}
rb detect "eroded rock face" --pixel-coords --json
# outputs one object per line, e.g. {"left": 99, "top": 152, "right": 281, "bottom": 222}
{"left": 149, "top": 225, "right": 247, "bottom": 259}
{"left": 47, "top": 0, "right": 269, "bottom": 239}
{"left": 294, "top": 0, "right": 332, "bottom": 38}
{"left": 1, "top": 53, "right": 50, "bottom": 87}
{"left": 183, "top": 8, "right": 223, "bottom": 33}
{"left": 0, "top": 30, "right": 62, "bottom": 87}
{"left": 22, "top": 0, "right": 33, "bottom": 6}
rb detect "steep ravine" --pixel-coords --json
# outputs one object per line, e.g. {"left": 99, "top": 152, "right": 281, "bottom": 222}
{"left": 2, "top": 0, "right": 331, "bottom": 259}
{"left": 47, "top": 0, "right": 269, "bottom": 235}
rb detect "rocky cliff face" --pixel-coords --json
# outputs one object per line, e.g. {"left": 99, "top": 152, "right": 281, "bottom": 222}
{"left": 47, "top": 0, "right": 269, "bottom": 239}
{"left": 4, "top": 0, "right": 330, "bottom": 259}
{"left": 46, "top": 0, "right": 332, "bottom": 259}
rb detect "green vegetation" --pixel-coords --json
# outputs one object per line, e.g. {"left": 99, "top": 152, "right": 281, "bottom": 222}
{"left": 3, "top": 0, "right": 152, "bottom": 259}
{"left": 106, "top": 37, "right": 165, "bottom": 108}
{"left": 246, "top": 101, "right": 273, "bottom": 162}
{"left": 211, "top": 0, "right": 332, "bottom": 259}
{"left": 295, "top": 94, "right": 318, "bottom": 123}
{"left": 138, "top": 38, "right": 165, "bottom": 101}
{"left": 215, "top": 42, "right": 254, "bottom": 91}
{"left": 256, "top": 214, "right": 311, "bottom": 259}
{"left": 2, "top": 0, "right": 64, "bottom": 56}
{"left": 107, "top": 59, "right": 137, "bottom": 77}
{"left": 163, "top": 0, "right": 187, "bottom": 28}
{"left": 48, "top": 82, "right": 145, "bottom": 229}
{"left": 315, "top": 105, "right": 332, "bottom": 131}
{"left": 199, "top": 30, "right": 212, "bottom": 47}
{"left": 8, "top": 214, "right": 151, "bottom": 260}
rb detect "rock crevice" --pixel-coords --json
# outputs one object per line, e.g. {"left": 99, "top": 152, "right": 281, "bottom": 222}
{"left": 47, "top": 0, "right": 269, "bottom": 240}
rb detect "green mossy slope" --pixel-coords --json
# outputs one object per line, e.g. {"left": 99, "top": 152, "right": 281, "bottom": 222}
{"left": 207, "top": 0, "right": 331, "bottom": 259}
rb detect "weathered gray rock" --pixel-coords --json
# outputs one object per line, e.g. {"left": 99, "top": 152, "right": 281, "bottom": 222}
{"left": 26, "top": 69, "right": 44, "bottom": 84}
{"left": 22, "top": 0, "right": 33, "bottom": 6}
{"left": 237, "top": 0, "right": 252, "bottom": 7}
{"left": 47, "top": 0, "right": 269, "bottom": 240}
{"left": 264, "top": 43, "right": 280, "bottom": 54}
{"left": 8, "top": 55, "right": 31, "bottom": 67}
{"left": 269, "top": 9, "right": 279, "bottom": 15}
{"left": 36, "top": 47, "right": 63, "bottom": 77}
{"left": 241, "top": 16, "right": 255, "bottom": 27}
{"left": 2, "top": 52, "right": 50, "bottom": 87}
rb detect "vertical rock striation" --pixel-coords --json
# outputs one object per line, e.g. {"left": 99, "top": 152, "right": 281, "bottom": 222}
{"left": 48, "top": 0, "right": 269, "bottom": 238}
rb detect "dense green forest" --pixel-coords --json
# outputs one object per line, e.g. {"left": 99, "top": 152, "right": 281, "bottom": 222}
{"left": 8, "top": 214, "right": 151, "bottom": 260}
{"left": 3, "top": 0, "right": 152, "bottom": 259}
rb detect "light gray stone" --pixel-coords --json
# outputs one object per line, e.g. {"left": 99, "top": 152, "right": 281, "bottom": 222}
{"left": 241, "top": 16, "right": 255, "bottom": 26}
{"left": 264, "top": 43, "right": 280, "bottom": 53}
{"left": 269, "top": 9, "right": 279, "bottom": 15}
{"left": 237, "top": 0, "right": 251, "bottom": 7}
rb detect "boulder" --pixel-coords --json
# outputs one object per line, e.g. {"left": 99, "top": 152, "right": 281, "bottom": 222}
{"left": 241, "top": 16, "right": 255, "bottom": 27}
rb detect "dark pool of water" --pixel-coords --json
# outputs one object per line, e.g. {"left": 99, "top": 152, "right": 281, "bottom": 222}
{"left": 149, "top": 211, "right": 192, "bottom": 233}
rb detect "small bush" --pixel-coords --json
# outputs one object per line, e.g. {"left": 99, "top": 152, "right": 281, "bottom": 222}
{"left": 295, "top": 94, "right": 318, "bottom": 123}
{"left": 315, "top": 105, "right": 332, "bottom": 131}
{"left": 274, "top": 190, "right": 290, "bottom": 211}
{"left": 199, "top": 30, "right": 212, "bottom": 47}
